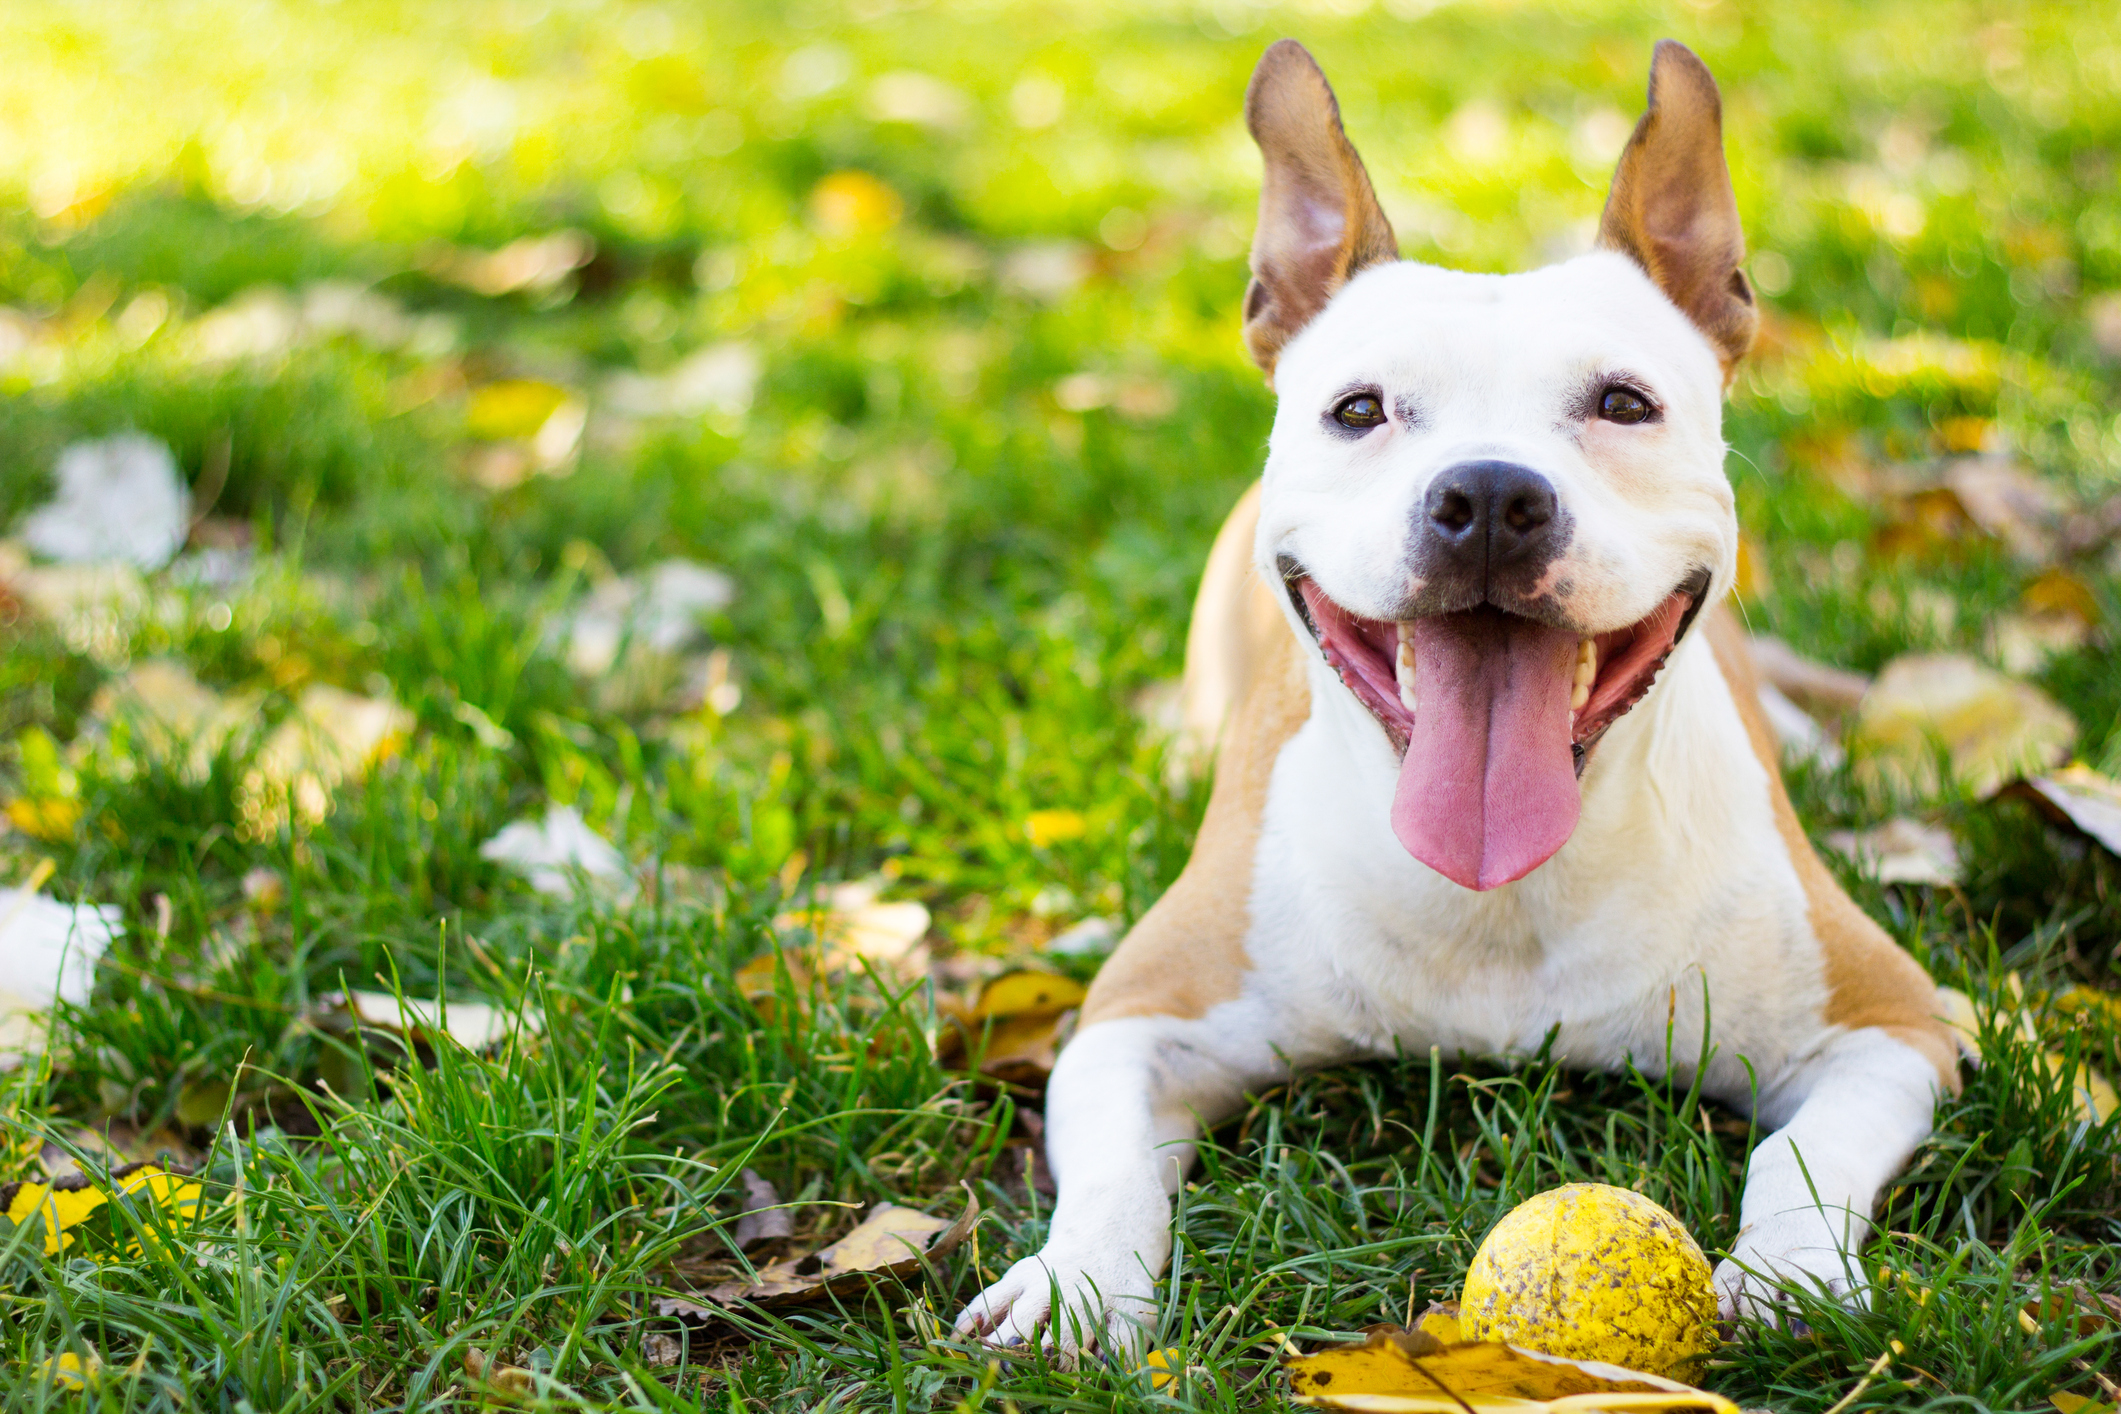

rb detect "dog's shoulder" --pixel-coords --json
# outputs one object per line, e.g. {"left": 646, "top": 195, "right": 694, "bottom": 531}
{"left": 1082, "top": 484, "right": 1303, "bottom": 1025}
{"left": 1703, "top": 606, "right": 1959, "bottom": 1090}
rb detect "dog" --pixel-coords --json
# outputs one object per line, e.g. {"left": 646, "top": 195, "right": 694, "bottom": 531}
{"left": 953, "top": 38, "right": 1960, "bottom": 1357}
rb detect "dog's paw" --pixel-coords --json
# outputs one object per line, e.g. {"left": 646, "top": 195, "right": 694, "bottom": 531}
{"left": 952, "top": 1245, "right": 1157, "bottom": 1362}
{"left": 1714, "top": 1220, "right": 1867, "bottom": 1327}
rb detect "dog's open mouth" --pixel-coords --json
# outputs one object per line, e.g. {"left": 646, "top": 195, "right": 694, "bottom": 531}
{"left": 1288, "top": 570, "right": 1709, "bottom": 891}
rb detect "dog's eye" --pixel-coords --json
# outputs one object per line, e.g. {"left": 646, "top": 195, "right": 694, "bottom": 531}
{"left": 1598, "top": 387, "right": 1653, "bottom": 424}
{"left": 1333, "top": 394, "right": 1386, "bottom": 430}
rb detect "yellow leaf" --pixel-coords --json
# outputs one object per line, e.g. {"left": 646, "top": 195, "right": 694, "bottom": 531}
{"left": 1415, "top": 1303, "right": 1463, "bottom": 1345}
{"left": 4, "top": 796, "right": 81, "bottom": 841}
{"left": 810, "top": 171, "right": 902, "bottom": 238}
{"left": 1142, "top": 1347, "right": 1183, "bottom": 1390}
{"left": 39, "top": 1351, "right": 98, "bottom": 1389}
{"left": 6, "top": 1179, "right": 107, "bottom": 1254}
{"left": 974, "top": 971, "right": 1087, "bottom": 1019}
{"left": 2051, "top": 1395, "right": 2116, "bottom": 1414}
{"left": 466, "top": 379, "right": 571, "bottom": 440}
{"left": 1285, "top": 1329, "right": 1740, "bottom": 1413}
{"left": 1850, "top": 653, "right": 2075, "bottom": 797}
{"left": 1024, "top": 809, "right": 1087, "bottom": 847}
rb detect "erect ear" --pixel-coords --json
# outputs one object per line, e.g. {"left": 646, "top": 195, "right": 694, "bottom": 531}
{"left": 1598, "top": 40, "right": 1757, "bottom": 377}
{"left": 1242, "top": 40, "right": 1398, "bottom": 382}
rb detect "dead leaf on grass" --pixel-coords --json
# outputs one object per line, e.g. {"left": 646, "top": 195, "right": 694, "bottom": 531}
{"left": 1284, "top": 1324, "right": 1740, "bottom": 1412}
{"left": 0, "top": 1161, "right": 203, "bottom": 1257}
{"left": 2005, "top": 764, "right": 2121, "bottom": 857}
{"left": 773, "top": 878, "right": 931, "bottom": 980}
{"left": 732, "top": 1167, "right": 792, "bottom": 1252}
{"left": 463, "top": 1346, "right": 535, "bottom": 1400}
{"left": 936, "top": 970, "right": 1088, "bottom": 1084}
{"left": 1823, "top": 818, "right": 1961, "bottom": 886}
{"left": 1745, "top": 636, "right": 1871, "bottom": 722}
{"left": 702, "top": 1183, "right": 977, "bottom": 1308}
{"left": 239, "top": 684, "right": 412, "bottom": 836}
{"left": 1849, "top": 653, "right": 2074, "bottom": 797}
{"left": 2052, "top": 1395, "right": 2117, "bottom": 1414}
{"left": 314, "top": 989, "right": 542, "bottom": 1055}
{"left": 0, "top": 869, "right": 122, "bottom": 1067}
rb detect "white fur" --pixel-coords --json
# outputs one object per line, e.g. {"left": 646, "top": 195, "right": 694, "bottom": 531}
{"left": 954, "top": 252, "right": 1945, "bottom": 1356}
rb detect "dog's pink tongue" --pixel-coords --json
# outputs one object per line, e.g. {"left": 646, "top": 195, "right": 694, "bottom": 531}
{"left": 1392, "top": 610, "right": 1581, "bottom": 891}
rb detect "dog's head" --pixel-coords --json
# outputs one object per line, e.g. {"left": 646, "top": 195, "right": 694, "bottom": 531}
{"left": 1245, "top": 40, "right": 1755, "bottom": 892}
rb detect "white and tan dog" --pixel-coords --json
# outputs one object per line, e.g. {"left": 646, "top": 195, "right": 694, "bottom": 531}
{"left": 955, "top": 39, "right": 1959, "bottom": 1355}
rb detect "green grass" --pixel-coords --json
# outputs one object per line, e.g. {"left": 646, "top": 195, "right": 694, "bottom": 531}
{"left": 0, "top": 0, "right": 2118, "bottom": 1407}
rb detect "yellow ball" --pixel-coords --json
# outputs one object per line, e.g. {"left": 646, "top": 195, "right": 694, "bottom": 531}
{"left": 1459, "top": 1183, "right": 1718, "bottom": 1379}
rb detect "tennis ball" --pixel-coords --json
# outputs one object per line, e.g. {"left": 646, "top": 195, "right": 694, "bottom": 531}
{"left": 1459, "top": 1183, "right": 1719, "bottom": 1379}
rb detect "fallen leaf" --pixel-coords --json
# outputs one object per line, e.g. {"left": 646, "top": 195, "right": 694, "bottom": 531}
{"left": 1989, "top": 612, "right": 2094, "bottom": 675}
{"left": 90, "top": 660, "right": 259, "bottom": 778}
{"left": 479, "top": 805, "right": 632, "bottom": 900}
{"left": 642, "top": 1331, "right": 683, "bottom": 1367}
{"left": 703, "top": 1184, "right": 977, "bottom": 1308}
{"left": 1942, "top": 456, "right": 2069, "bottom": 564}
{"left": 1823, "top": 818, "right": 1961, "bottom": 886}
{"left": 1931, "top": 982, "right": 2115, "bottom": 1125}
{"left": 601, "top": 342, "right": 760, "bottom": 419}
{"left": 1850, "top": 653, "right": 2075, "bottom": 797}
{"left": 1045, "top": 915, "right": 1120, "bottom": 957}
{"left": 973, "top": 971, "right": 1087, "bottom": 1019}
{"left": 1284, "top": 1327, "right": 1740, "bottom": 1412}
{"left": 37, "top": 1351, "right": 98, "bottom": 1390}
{"left": 1745, "top": 635, "right": 1871, "bottom": 722}
{"left": 937, "top": 970, "right": 1089, "bottom": 1084}
{"left": 557, "top": 559, "right": 736, "bottom": 695}
{"left": 774, "top": 878, "right": 930, "bottom": 977}
{"left": 1416, "top": 1302, "right": 1464, "bottom": 1345}
{"left": 0, "top": 1161, "right": 203, "bottom": 1257}
{"left": 19, "top": 435, "right": 190, "bottom": 570}
{"left": 2050, "top": 1396, "right": 2115, "bottom": 1414}
{"left": 732, "top": 1167, "right": 792, "bottom": 1252}
{"left": 426, "top": 230, "right": 595, "bottom": 297}
{"left": 463, "top": 1346, "right": 535, "bottom": 1399}
{"left": 2007, "top": 764, "right": 2121, "bottom": 857}
{"left": 240, "top": 684, "right": 413, "bottom": 835}
{"left": 1756, "top": 683, "right": 1845, "bottom": 769}
{"left": 1142, "top": 1347, "right": 1183, "bottom": 1390}
{"left": 0, "top": 876, "right": 121, "bottom": 1067}
{"left": 1024, "top": 809, "right": 1087, "bottom": 846}
{"left": 320, "top": 989, "right": 542, "bottom": 1053}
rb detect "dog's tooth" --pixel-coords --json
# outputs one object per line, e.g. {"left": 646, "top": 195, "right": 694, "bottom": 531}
{"left": 1396, "top": 621, "right": 1417, "bottom": 712}
{"left": 1574, "top": 638, "right": 1597, "bottom": 688}
{"left": 1570, "top": 680, "right": 1591, "bottom": 712}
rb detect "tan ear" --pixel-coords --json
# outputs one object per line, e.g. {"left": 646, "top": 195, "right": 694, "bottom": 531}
{"left": 1242, "top": 40, "right": 1398, "bottom": 381}
{"left": 1598, "top": 40, "right": 1757, "bottom": 376}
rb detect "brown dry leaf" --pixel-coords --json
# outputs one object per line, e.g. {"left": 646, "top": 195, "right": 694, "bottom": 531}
{"left": 1284, "top": 1326, "right": 1739, "bottom": 1412}
{"left": 90, "top": 661, "right": 259, "bottom": 779}
{"left": 704, "top": 1184, "right": 977, "bottom": 1308}
{"left": 731, "top": 1167, "right": 792, "bottom": 1252}
{"left": 1941, "top": 456, "right": 2070, "bottom": 564}
{"left": 1849, "top": 653, "right": 2075, "bottom": 797}
{"left": 240, "top": 685, "right": 412, "bottom": 836}
{"left": 462, "top": 1347, "right": 534, "bottom": 1400}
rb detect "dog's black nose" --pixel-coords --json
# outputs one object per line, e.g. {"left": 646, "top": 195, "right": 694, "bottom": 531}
{"left": 1421, "top": 460, "right": 1560, "bottom": 575}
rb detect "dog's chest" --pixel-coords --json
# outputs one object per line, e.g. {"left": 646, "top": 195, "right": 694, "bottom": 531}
{"left": 1244, "top": 643, "right": 1829, "bottom": 1076}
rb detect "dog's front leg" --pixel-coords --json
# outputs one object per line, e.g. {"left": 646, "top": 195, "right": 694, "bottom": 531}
{"left": 1715, "top": 1027, "right": 1945, "bottom": 1321}
{"left": 954, "top": 1015, "right": 1258, "bottom": 1360}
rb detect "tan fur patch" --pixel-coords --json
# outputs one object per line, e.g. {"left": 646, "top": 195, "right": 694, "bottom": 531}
{"left": 1082, "top": 487, "right": 1303, "bottom": 1025}
{"left": 1705, "top": 608, "right": 1961, "bottom": 1090}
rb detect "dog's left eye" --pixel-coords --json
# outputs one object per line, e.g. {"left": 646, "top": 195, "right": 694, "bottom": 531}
{"left": 1598, "top": 387, "right": 1654, "bottom": 424}
{"left": 1333, "top": 394, "right": 1387, "bottom": 430}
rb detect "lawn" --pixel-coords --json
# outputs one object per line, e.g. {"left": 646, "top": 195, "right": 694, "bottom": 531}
{"left": 0, "top": 0, "right": 2117, "bottom": 1408}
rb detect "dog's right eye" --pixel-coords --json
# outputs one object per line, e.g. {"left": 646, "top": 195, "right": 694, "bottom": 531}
{"left": 1332, "top": 394, "right": 1386, "bottom": 430}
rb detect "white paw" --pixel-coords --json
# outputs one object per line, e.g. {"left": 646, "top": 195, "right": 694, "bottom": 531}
{"left": 952, "top": 1244, "right": 1158, "bottom": 1362}
{"left": 1715, "top": 1218, "right": 1867, "bottom": 1326}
